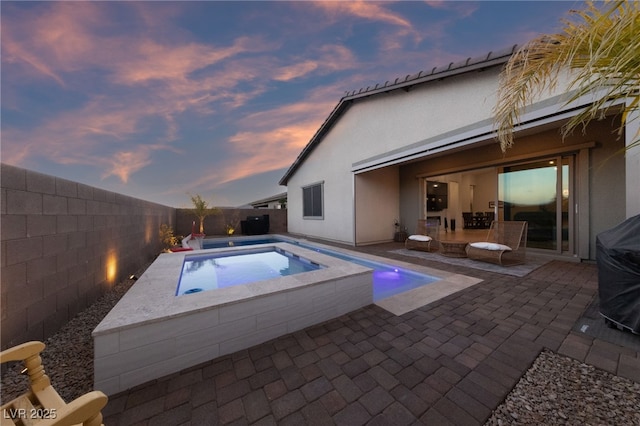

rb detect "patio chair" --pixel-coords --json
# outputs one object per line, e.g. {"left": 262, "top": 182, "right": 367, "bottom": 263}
{"left": 405, "top": 218, "right": 440, "bottom": 252}
{"left": 465, "top": 220, "right": 528, "bottom": 266}
{"left": 0, "top": 341, "right": 108, "bottom": 426}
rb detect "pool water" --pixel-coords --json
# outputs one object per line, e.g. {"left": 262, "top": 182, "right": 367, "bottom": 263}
{"left": 295, "top": 243, "right": 438, "bottom": 301}
{"left": 176, "top": 247, "right": 322, "bottom": 295}
{"left": 201, "top": 237, "right": 439, "bottom": 301}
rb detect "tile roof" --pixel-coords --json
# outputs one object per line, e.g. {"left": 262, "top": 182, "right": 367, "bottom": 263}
{"left": 248, "top": 191, "right": 287, "bottom": 206}
{"left": 279, "top": 44, "right": 519, "bottom": 186}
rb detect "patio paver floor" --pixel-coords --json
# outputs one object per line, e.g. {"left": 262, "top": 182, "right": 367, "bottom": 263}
{"left": 102, "top": 241, "right": 640, "bottom": 425}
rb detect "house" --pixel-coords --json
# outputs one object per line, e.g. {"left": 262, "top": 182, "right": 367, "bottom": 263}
{"left": 248, "top": 191, "right": 287, "bottom": 209}
{"left": 279, "top": 44, "right": 639, "bottom": 260}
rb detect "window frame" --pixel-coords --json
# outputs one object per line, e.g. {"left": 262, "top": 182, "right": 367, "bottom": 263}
{"left": 302, "top": 181, "right": 324, "bottom": 220}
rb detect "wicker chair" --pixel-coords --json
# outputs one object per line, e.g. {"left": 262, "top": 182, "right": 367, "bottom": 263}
{"left": 1, "top": 341, "right": 108, "bottom": 426}
{"left": 466, "top": 221, "right": 528, "bottom": 266}
{"left": 405, "top": 218, "right": 440, "bottom": 252}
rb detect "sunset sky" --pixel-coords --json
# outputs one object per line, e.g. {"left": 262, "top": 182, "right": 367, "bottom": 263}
{"left": 1, "top": 1, "right": 583, "bottom": 207}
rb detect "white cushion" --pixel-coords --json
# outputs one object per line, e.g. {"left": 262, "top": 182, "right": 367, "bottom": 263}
{"left": 469, "top": 242, "right": 512, "bottom": 251}
{"left": 408, "top": 235, "right": 432, "bottom": 242}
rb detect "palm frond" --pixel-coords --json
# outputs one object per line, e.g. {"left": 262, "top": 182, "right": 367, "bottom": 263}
{"left": 494, "top": 0, "right": 640, "bottom": 152}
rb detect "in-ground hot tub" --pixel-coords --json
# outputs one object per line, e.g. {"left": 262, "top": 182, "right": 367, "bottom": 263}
{"left": 92, "top": 243, "right": 372, "bottom": 395}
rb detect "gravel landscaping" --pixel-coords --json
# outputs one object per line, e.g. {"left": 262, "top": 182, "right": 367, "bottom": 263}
{"left": 2, "top": 260, "right": 639, "bottom": 425}
{"left": 485, "top": 350, "right": 640, "bottom": 425}
{"left": 1, "top": 264, "right": 145, "bottom": 404}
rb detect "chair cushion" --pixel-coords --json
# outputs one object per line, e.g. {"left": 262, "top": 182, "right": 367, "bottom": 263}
{"left": 408, "top": 235, "right": 432, "bottom": 242}
{"left": 469, "top": 242, "right": 512, "bottom": 251}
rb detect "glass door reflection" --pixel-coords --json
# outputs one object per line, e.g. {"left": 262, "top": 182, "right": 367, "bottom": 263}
{"left": 499, "top": 158, "right": 569, "bottom": 252}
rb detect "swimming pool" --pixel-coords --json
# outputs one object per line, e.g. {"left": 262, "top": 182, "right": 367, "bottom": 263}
{"left": 93, "top": 242, "right": 373, "bottom": 395}
{"left": 176, "top": 247, "right": 323, "bottom": 295}
{"left": 94, "top": 236, "right": 481, "bottom": 395}
{"left": 203, "top": 236, "right": 438, "bottom": 301}
{"left": 202, "top": 238, "right": 278, "bottom": 249}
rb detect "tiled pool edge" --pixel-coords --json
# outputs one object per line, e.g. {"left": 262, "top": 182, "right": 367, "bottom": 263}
{"left": 92, "top": 243, "right": 373, "bottom": 396}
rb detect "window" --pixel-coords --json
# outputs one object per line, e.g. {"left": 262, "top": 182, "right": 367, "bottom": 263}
{"left": 303, "top": 182, "right": 323, "bottom": 219}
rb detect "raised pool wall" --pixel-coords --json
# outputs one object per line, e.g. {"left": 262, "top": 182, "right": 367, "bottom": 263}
{"left": 92, "top": 243, "right": 373, "bottom": 395}
{"left": 0, "top": 163, "right": 175, "bottom": 350}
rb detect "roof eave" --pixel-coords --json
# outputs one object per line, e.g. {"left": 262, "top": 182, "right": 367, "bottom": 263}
{"left": 279, "top": 44, "right": 519, "bottom": 186}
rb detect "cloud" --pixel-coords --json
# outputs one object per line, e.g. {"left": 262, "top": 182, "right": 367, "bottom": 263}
{"left": 312, "top": 1, "right": 413, "bottom": 28}
{"left": 102, "top": 149, "right": 154, "bottom": 183}
{"left": 272, "top": 44, "right": 358, "bottom": 81}
{"left": 424, "top": 1, "right": 479, "bottom": 18}
{"left": 274, "top": 61, "right": 319, "bottom": 82}
{"left": 112, "top": 36, "right": 259, "bottom": 85}
{"left": 1, "top": 2, "right": 279, "bottom": 182}
{"left": 184, "top": 84, "right": 341, "bottom": 190}
{"left": 1, "top": 2, "right": 111, "bottom": 83}
{"left": 2, "top": 1, "right": 437, "bottom": 195}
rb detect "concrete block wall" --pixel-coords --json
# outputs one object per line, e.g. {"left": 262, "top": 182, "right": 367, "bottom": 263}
{"left": 0, "top": 163, "right": 175, "bottom": 349}
{"left": 176, "top": 208, "right": 287, "bottom": 237}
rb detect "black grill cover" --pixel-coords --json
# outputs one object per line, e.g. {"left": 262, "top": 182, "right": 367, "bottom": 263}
{"left": 597, "top": 214, "right": 640, "bottom": 333}
{"left": 245, "top": 215, "right": 270, "bottom": 235}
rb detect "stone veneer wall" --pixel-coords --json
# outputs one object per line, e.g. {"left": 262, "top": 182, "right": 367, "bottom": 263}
{"left": 0, "top": 163, "right": 175, "bottom": 349}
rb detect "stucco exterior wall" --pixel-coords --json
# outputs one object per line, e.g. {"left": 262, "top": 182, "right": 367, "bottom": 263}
{"left": 0, "top": 163, "right": 175, "bottom": 349}
{"left": 340, "top": 69, "right": 502, "bottom": 162}
{"left": 286, "top": 114, "right": 359, "bottom": 244}
{"left": 354, "top": 167, "right": 399, "bottom": 244}
{"left": 287, "top": 69, "right": 504, "bottom": 244}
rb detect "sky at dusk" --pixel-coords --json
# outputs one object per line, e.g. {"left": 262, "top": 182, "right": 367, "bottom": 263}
{"left": 1, "top": 1, "right": 584, "bottom": 208}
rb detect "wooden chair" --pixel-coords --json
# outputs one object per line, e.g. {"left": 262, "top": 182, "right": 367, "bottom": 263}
{"left": 405, "top": 218, "right": 440, "bottom": 252}
{"left": 465, "top": 221, "right": 528, "bottom": 266}
{"left": 1, "top": 341, "right": 108, "bottom": 426}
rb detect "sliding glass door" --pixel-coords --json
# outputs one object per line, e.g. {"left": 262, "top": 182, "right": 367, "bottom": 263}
{"left": 498, "top": 157, "right": 573, "bottom": 253}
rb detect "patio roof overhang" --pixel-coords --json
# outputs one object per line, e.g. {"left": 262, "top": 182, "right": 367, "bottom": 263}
{"left": 350, "top": 90, "right": 627, "bottom": 175}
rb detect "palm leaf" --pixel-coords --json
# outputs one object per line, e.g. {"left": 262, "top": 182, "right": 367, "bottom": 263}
{"left": 494, "top": 0, "right": 640, "bottom": 152}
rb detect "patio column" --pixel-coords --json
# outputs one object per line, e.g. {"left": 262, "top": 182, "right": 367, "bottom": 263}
{"left": 626, "top": 104, "right": 640, "bottom": 217}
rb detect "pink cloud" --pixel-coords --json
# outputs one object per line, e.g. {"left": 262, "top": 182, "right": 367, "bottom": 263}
{"left": 424, "top": 1, "right": 479, "bottom": 18}
{"left": 313, "top": 1, "right": 413, "bottom": 28}
{"left": 1, "top": 2, "right": 111, "bottom": 83}
{"left": 272, "top": 44, "right": 358, "bottom": 81}
{"left": 102, "top": 149, "right": 154, "bottom": 183}
{"left": 1, "top": 3, "right": 281, "bottom": 183}
{"left": 274, "top": 61, "right": 319, "bottom": 81}
{"left": 112, "top": 36, "right": 259, "bottom": 85}
{"left": 186, "top": 85, "right": 341, "bottom": 189}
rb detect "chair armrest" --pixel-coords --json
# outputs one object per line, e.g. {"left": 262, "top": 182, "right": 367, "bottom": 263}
{"left": 0, "top": 341, "right": 45, "bottom": 364}
{"left": 38, "top": 391, "right": 108, "bottom": 426}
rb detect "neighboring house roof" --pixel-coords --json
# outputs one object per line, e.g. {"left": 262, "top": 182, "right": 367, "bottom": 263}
{"left": 279, "top": 44, "right": 520, "bottom": 186}
{"left": 248, "top": 191, "right": 287, "bottom": 207}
